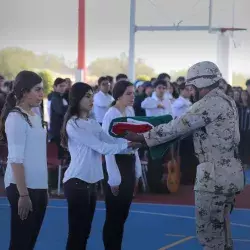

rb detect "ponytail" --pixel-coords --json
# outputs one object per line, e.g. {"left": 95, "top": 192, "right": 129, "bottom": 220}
{"left": 0, "top": 91, "right": 17, "bottom": 142}
{"left": 110, "top": 100, "right": 117, "bottom": 107}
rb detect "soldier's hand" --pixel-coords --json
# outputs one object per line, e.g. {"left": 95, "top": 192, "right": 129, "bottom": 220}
{"left": 124, "top": 131, "right": 145, "bottom": 143}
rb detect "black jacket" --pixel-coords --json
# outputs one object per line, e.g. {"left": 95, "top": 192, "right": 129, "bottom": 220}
{"left": 49, "top": 92, "right": 68, "bottom": 139}
{"left": 133, "top": 93, "right": 146, "bottom": 116}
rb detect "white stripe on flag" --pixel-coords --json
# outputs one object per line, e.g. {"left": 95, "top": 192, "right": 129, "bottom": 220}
{"left": 126, "top": 118, "right": 154, "bottom": 128}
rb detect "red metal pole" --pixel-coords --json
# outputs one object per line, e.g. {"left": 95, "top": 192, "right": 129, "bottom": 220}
{"left": 77, "top": 0, "right": 86, "bottom": 82}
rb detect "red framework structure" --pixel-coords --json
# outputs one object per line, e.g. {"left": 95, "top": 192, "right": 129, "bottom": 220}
{"left": 220, "top": 27, "right": 247, "bottom": 33}
{"left": 77, "top": 0, "right": 86, "bottom": 81}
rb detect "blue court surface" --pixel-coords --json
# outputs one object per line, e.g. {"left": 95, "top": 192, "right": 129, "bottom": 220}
{"left": 0, "top": 198, "right": 250, "bottom": 250}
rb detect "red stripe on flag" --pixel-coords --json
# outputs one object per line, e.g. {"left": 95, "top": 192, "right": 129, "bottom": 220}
{"left": 112, "top": 123, "right": 152, "bottom": 135}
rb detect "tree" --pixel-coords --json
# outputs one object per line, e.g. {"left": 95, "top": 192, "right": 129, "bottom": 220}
{"left": 0, "top": 47, "right": 74, "bottom": 80}
{"left": 88, "top": 53, "right": 156, "bottom": 79}
{"left": 169, "top": 69, "right": 187, "bottom": 81}
{"left": 38, "top": 70, "right": 54, "bottom": 96}
{"left": 232, "top": 73, "right": 247, "bottom": 89}
{"left": 136, "top": 75, "right": 151, "bottom": 81}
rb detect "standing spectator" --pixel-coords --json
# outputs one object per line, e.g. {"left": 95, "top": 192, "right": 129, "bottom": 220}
{"left": 233, "top": 90, "right": 241, "bottom": 106}
{"left": 246, "top": 79, "right": 250, "bottom": 96}
{"left": 172, "top": 82, "right": 191, "bottom": 118}
{"left": 49, "top": 78, "right": 68, "bottom": 158}
{"left": 63, "top": 78, "right": 72, "bottom": 103}
{"left": 141, "top": 80, "right": 172, "bottom": 117}
{"left": 133, "top": 81, "right": 153, "bottom": 116}
{"left": 106, "top": 75, "right": 114, "bottom": 93}
{"left": 115, "top": 74, "right": 128, "bottom": 82}
{"left": 238, "top": 90, "right": 250, "bottom": 167}
{"left": 93, "top": 77, "right": 114, "bottom": 126}
{"left": 157, "top": 73, "right": 171, "bottom": 82}
{"left": 0, "top": 74, "right": 5, "bottom": 88}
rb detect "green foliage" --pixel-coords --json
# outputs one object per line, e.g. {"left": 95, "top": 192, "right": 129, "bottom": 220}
{"left": 88, "top": 53, "right": 156, "bottom": 78}
{"left": 136, "top": 75, "right": 151, "bottom": 81}
{"left": 169, "top": 69, "right": 188, "bottom": 81}
{"left": 0, "top": 47, "right": 74, "bottom": 80}
{"left": 38, "top": 70, "right": 54, "bottom": 96}
{"left": 232, "top": 73, "right": 248, "bottom": 89}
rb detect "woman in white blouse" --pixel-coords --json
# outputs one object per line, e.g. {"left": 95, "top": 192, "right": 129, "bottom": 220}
{"left": 60, "top": 82, "right": 139, "bottom": 250}
{"left": 0, "top": 71, "right": 48, "bottom": 250}
{"left": 102, "top": 80, "right": 142, "bottom": 250}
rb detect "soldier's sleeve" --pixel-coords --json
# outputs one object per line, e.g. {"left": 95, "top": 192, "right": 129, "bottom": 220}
{"left": 143, "top": 96, "right": 223, "bottom": 147}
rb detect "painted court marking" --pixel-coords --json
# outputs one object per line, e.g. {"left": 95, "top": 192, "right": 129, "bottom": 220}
{"left": 159, "top": 234, "right": 250, "bottom": 249}
{"left": 1, "top": 202, "right": 250, "bottom": 249}
{"left": 0, "top": 203, "right": 250, "bottom": 229}
{"left": 159, "top": 236, "right": 195, "bottom": 250}
{"left": 1, "top": 197, "right": 250, "bottom": 211}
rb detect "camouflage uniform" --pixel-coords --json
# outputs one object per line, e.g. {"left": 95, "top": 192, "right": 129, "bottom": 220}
{"left": 143, "top": 61, "right": 245, "bottom": 250}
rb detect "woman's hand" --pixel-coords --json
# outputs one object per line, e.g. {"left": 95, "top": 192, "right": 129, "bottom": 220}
{"left": 125, "top": 131, "right": 145, "bottom": 143}
{"left": 18, "top": 196, "right": 33, "bottom": 220}
{"left": 110, "top": 185, "right": 119, "bottom": 196}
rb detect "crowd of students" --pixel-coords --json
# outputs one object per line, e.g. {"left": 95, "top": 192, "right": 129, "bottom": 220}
{"left": 0, "top": 71, "right": 250, "bottom": 249}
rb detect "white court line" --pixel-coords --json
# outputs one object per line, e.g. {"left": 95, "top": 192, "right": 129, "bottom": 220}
{"left": 0, "top": 204, "right": 250, "bottom": 229}
{"left": 0, "top": 197, "right": 249, "bottom": 211}
{"left": 165, "top": 234, "right": 250, "bottom": 243}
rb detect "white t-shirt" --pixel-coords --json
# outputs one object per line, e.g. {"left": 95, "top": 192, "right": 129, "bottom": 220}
{"left": 4, "top": 111, "right": 48, "bottom": 189}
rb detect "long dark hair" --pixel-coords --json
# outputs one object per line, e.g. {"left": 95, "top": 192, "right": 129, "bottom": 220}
{"left": 0, "top": 71, "right": 42, "bottom": 141}
{"left": 110, "top": 80, "right": 134, "bottom": 106}
{"left": 61, "top": 82, "right": 93, "bottom": 148}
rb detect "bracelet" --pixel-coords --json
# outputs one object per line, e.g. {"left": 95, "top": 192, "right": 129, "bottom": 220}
{"left": 20, "top": 194, "right": 29, "bottom": 197}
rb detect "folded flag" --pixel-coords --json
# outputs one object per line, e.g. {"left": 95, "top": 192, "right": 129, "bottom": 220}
{"left": 109, "top": 115, "right": 176, "bottom": 160}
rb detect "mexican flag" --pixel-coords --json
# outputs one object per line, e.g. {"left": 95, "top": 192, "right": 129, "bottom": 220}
{"left": 109, "top": 115, "right": 176, "bottom": 160}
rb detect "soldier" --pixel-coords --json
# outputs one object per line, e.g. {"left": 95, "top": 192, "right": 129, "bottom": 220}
{"left": 125, "top": 61, "right": 245, "bottom": 250}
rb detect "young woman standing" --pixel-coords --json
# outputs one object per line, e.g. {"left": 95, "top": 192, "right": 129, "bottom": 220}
{"left": 0, "top": 71, "right": 48, "bottom": 250}
{"left": 102, "top": 80, "right": 142, "bottom": 250}
{"left": 61, "top": 82, "right": 139, "bottom": 250}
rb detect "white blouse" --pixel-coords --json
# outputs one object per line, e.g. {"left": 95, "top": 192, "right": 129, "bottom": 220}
{"left": 172, "top": 96, "right": 192, "bottom": 118}
{"left": 93, "top": 91, "right": 114, "bottom": 123}
{"left": 102, "top": 106, "right": 142, "bottom": 186}
{"left": 4, "top": 111, "right": 48, "bottom": 189}
{"left": 141, "top": 95, "right": 172, "bottom": 117}
{"left": 63, "top": 117, "right": 128, "bottom": 184}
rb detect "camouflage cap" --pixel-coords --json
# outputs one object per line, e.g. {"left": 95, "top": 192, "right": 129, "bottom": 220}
{"left": 186, "top": 61, "right": 222, "bottom": 88}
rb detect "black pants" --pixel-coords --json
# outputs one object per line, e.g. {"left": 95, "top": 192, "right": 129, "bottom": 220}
{"left": 64, "top": 178, "right": 97, "bottom": 250}
{"left": 103, "top": 155, "right": 136, "bottom": 250}
{"left": 6, "top": 184, "right": 48, "bottom": 250}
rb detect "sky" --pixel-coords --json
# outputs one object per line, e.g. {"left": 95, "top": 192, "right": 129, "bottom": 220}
{"left": 0, "top": 0, "right": 250, "bottom": 76}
